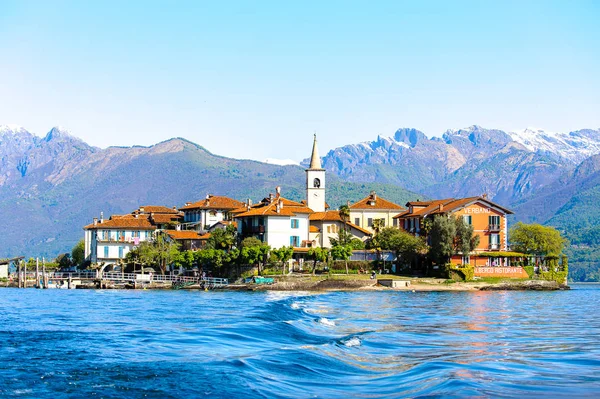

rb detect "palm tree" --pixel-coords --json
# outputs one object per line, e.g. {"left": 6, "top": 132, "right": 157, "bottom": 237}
{"left": 338, "top": 204, "right": 351, "bottom": 245}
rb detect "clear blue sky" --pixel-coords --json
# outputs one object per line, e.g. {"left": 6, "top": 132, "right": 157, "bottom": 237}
{"left": 1, "top": 0, "right": 599, "bottom": 161}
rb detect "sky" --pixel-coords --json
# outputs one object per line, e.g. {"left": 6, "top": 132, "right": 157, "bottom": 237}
{"left": 1, "top": 0, "right": 599, "bottom": 162}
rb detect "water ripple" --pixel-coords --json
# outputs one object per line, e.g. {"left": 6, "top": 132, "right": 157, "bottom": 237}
{"left": 1, "top": 285, "right": 600, "bottom": 397}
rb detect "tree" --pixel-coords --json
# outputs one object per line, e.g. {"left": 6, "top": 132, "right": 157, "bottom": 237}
{"left": 206, "top": 224, "right": 237, "bottom": 250}
{"left": 71, "top": 240, "right": 85, "bottom": 268}
{"left": 329, "top": 228, "right": 354, "bottom": 247}
{"left": 367, "top": 227, "right": 425, "bottom": 270}
{"left": 125, "top": 235, "right": 181, "bottom": 274}
{"left": 307, "top": 247, "right": 329, "bottom": 275}
{"left": 271, "top": 246, "right": 294, "bottom": 274}
{"left": 240, "top": 238, "right": 270, "bottom": 275}
{"left": 428, "top": 215, "right": 456, "bottom": 265}
{"left": 56, "top": 253, "right": 72, "bottom": 269}
{"left": 331, "top": 244, "right": 353, "bottom": 274}
{"left": 509, "top": 222, "right": 568, "bottom": 256}
{"left": 338, "top": 205, "right": 351, "bottom": 245}
{"left": 349, "top": 238, "right": 366, "bottom": 250}
{"left": 453, "top": 217, "right": 480, "bottom": 262}
{"left": 372, "top": 218, "right": 385, "bottom": 234}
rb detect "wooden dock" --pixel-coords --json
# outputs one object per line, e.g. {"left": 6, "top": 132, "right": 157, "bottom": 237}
{"left": 16, "top": 271, "right": 228, "bottom": 290}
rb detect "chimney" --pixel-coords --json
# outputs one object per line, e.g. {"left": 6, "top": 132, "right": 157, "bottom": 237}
{"left": 279, "top": 198, "right": 284, "bottom": 209}
{"left": 276, "top": 201, "right": 281, "bottom": 213}
{"left": 482, "top": 193, "right": 488, "bottom": 199}
{"left": 139, "top": 206, "right": 145, "bottom": 214}
{"left": 100, "top": 212, "right": 104, "bottom": 223}
{"left": 438, "top": 204, "right": 444, "bottom": 211}
{"left": 248, "top": 198, "right": 252, "bottom": 207}
{"left": 276, "top": 186, "right": 281, "bottom": 197}
{"left": 269, "top": 193, "right": 274, "bottom": 203}
{"left": 93, "top": 217, "right": 98, "bottom": 226}
{"left": 206, "top": 194, "right": 211, "bottom": 200}
{"left": 173, "top": 206, "right": 177, "bottom": 210}
{"left": 135, "top": 214, "right": 139, "bottom": 219}
{"left": 185, "top": 202, "right": 191, "bottom": 207}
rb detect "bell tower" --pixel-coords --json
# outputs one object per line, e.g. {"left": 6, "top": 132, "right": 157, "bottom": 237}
{"left": 306, "top": 134, "right": 326, "bottom": 212}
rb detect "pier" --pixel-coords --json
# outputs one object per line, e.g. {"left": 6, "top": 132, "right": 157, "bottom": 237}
{"left": 12, "top": 271, "right": 228, "bottom": 290}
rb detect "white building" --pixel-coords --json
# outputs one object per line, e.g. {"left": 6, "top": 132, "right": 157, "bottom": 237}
{"left": 83, "top": 205, "right": 182, "bottom": 267}
{"left": 180, "top": 195, "right": 245, "bottom": 231}
{"left": 309, "top": 211, "right": 372, "bottom": 248}
{"left": 235, "top": 191, "right": 313, "bottom": 248}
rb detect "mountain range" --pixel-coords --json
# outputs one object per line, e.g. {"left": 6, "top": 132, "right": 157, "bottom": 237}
{"left": 1, "top": 124, "right": 600, "bottom": 280}
{"left": 0, "top": 125, "right": 418, "bottom": 259}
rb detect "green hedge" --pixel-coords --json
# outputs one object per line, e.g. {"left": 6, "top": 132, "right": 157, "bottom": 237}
{"left": 444, "top": 264, "right": 475, "bottom": 282}
{"left": 331, "top": 260, "right": 375, "bottom": 271}
{"left": 523, "top": 266, "right": 535, "bottom": 278}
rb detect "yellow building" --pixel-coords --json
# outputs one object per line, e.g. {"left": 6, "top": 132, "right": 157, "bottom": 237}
{"left": 348, "top": 191, "right": 405, "bottom": 233}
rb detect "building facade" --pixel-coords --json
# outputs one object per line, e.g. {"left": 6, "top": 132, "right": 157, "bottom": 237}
{"left": 180, "top": 195, "right": 245, "bottom": 231}
{"left": 309, "top": 210, "right": 371, "bottom": 248}
{"left": 394, "top": 196, "right": 513, "bottom": 265}
{"left": 349, "top": 191, "right": 405, "bottom": 232}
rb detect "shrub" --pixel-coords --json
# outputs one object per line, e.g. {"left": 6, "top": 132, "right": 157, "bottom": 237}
{"left": 444, "top": 264, "right": 474, "bottom": 282}
{"left": 523, "top": 266, "right": 535, "bottom": 278}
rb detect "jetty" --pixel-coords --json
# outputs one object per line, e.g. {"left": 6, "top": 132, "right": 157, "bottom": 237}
{"left": 11, "top": 271, "right": 228, "bottom": 290}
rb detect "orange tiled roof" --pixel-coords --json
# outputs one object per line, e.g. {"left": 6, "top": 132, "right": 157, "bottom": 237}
{"left": 164, "top": 230, "right": 203, "bottom": 240}
{"left": 394, "top": 196, "right": 513, "bottom": 218}
{"left": 136, "top": 205, "right": 179, "bottom": 214}
{"left": 430, "top": 197, "right": 514, "bottom": 215}
{"left": 234, "top": 196, "right": 313, "bottom": 218}
{"left": 84, "top": 216, "right": 155, "bottom": 230}
{"left": 309, "top": 225, "right": 320, "bottom": 233}
{"left": 349, "top": 193, "right": 404, "bottom": 211}
{"left": 151, "top": 213, "right": 183, "bottom": 224}
{"left": 181, "top": 195, "right": 245, "bottom": 210}
{"left": 309, "top": 210, "right": 343, "bottom": 221}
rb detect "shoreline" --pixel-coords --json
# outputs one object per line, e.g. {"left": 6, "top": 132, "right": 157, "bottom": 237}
{"left": 0, "top": 276, "right": 569, "bottom": 292}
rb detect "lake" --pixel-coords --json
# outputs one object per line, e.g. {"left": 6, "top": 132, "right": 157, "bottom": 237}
{"left": 1, "top": 285, "right": 599, "bottom": 398}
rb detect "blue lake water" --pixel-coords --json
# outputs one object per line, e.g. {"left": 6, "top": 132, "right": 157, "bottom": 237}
{"left": 1, "top": 285, "right": 600, "bottom": 398}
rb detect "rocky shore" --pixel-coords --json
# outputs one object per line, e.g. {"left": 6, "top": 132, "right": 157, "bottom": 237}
{"left": 246, "top": 276, "right": 569, "bottom": 292}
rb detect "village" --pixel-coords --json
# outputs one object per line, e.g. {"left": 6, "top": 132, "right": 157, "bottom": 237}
{"left": 25, "top": 134, "right": 559, "bottom": 291}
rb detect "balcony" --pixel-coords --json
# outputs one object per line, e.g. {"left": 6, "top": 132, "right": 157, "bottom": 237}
{"left": 488, "top": 224, "right": 501, "bottom": 232}
{"left": 242, "top": 225, "right": 265, "bottom": 235}
{"left": 488, "top": 244, "right": 500, "bottom": 251}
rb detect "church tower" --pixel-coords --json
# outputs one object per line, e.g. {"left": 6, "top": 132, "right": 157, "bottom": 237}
{"left": 306, "top": 134, "right": 326, "bottom": 212}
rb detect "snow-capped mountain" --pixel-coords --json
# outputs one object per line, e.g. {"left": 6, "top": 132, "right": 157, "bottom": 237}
{"left": 508, "top": 128, "right": 600, "bottom": 164}
{"left": 314, "top": 125, "right": 600, "bottom": 204}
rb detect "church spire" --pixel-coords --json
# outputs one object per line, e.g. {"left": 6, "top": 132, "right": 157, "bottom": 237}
{"left": 309, "top": 133, "right": 322, "bottom": 169}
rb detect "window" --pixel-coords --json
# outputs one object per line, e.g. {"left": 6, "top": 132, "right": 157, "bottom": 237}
{"left": 489, "top": 234, "right": 500, "bottom": 250}
{"left": 463, "top": 215, "right": 472, "bottom": 225}
{"left": 133, "top": 231, "right": 140, "bottom": 238}
{"left": 291, "top": 219, "right": 299, "bottom": 229}
{"left": 462, "top": 256, "right": 470, "bottom": 265}
{"left": 102, "top": 230, "right": 109, "bottom": 240}
{"left": 489, "top": 215, "right": 500, "bottom": 229}
{"left": 355, "top": 218, "right": 360, "bottom": 226}
{"left": 118, "top": 230, "right": 125, "bottom": 240}
{"left": 380, "top": 219, "right": 385, "bottom": 227}
{"left": 367, "top": 218, "right": 373, "bottom": 227}
{"left": 290, "top": 236, "right": 300, "bottom": 246}
{"left": 313, "top": 178, "right": 320, "bottom": 188}
{"left": 209, "top": 211, "right": 217, "bottom": 217}
{"left": 103, "top": 246, "right": 109, "bottom": 258}
{"left": 118, "top": 246, "right": 124, "bottom": 258}
{"left": 393, "top": 219, "right": 398, "bottom": 227}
